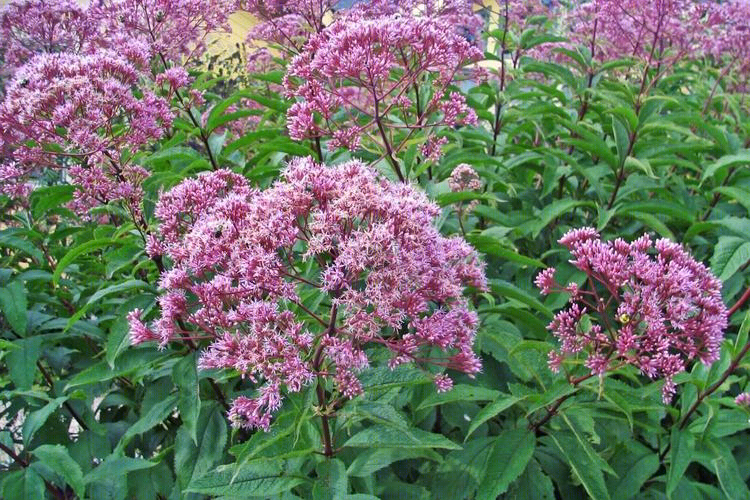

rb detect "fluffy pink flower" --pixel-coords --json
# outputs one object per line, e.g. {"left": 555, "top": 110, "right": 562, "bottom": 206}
{"left": 735, "top": 392, "right": 750, "bottom": 407}
{"left": 90, "top": 0, "right": 238, "bottom": 63}
{"left": 134, "top": 158, "right": 486, "bottom": 429}
{"left": 284, "top": 15, "right": 481, "bottom": 154}
{"left": 537, "top": 227, "right": 728, "bottom": 403}
{"left": 563, "top": 0, "right": 703, "bottom": 66}
{"left": 448, "top": 164, "right": 482, "bottom": 192}
{"left": 0, "top": 52, "right": 172, "bottom": 213}
{"left": 0, "top": 0, "right": 96, "bottom": 74}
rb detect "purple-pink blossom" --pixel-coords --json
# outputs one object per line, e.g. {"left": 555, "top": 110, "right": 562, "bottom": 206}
{"left": 0, "top": 52, "right": 173, "bottom": 213}
{"left": 537, "top": 227, "right": 728, "bottom": 403}
{"left": 0, "top": 0, "right": 96, "bottom": 73}
{"left": 132, "top": 157, "right": 486, "bottom": 430}
{"left": 284, "top": 14, "right": 481, "bottom": 158}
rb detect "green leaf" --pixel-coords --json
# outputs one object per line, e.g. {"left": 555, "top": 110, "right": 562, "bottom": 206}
{"left": 84, "top": 456, "right": 157, "bottom": 485}
{"left": 735, "top": 311, "right": 750, "bottom": 355}
{"left": 489, "top": 279, "right": 553, "bottom": 318}
{"left": 1, "top": 469, "right": 46, "bottom": 500}
{"left": 313, "top": 459, "right": 347, "bottom": 500}
{"left": 343, "top": 425, "right": 461, "bottom": 450}
{"left": 175, "top": 404, "right": 228, "bottom": 495}
{"left": 701, "top": 151, "right": 750, "bottom": 185}
{"left": 29, "top": 185, "right": 75, "bottom": 218}
{"left": 187, "top": 461, "right": 305, "bottom": 496}
{"left": 466, "top": 234, "right": 546, "bottom": 269}
{"left": 105, "top": 317, "right": 131, "bottom": 368}
{"left": 476, "top": 428, "right": 536, "bottom": 500}
{"left": 66, "top": 350, "right": 167, "bottom": 390}
{"left": 23, "top": 396, "right": 68, "bottom": 446}
{"left": 521, "top": 200, "right": 595, "bottom": 238}
{"left": 611, "top": 115, "right": 631, "bottom": 167}
{"left": 609, "top": 454, "right": 659, "bottom": 500}
{"left": 174, "top": 353, "right": 200, "bottom": 444}
{"left": 6, "top": 336, "right": 41, "bottom": 389}
{"left": 32, "top": 444, "right": 85, "bottom": 499}
{"left": 434, "top": 191, "right": 498, "bottom": 207}
{"left": 115, "top": 394, "right": 178, "bottom": 452}
{"left": 547, "top": 433, "right": 611, "bottom": 500}
{"left": 417, "top": 384, "right": 500, "bottom": 410}
{"left": 507, "top": 460, "right": 555, "bottom": 500}
{"left": 711, "top": 236, "right": 750, "bottom": 281}
{"left": 347, "top": 448, "right": 442, "bottom": 477}
{"left": 713, "top": 454, "right": 750, "bottom": 500}
{"left": 466, "top": 395, "right": 523, "bottom": 440}
{"left": 0, "top": 280, "right": 27, "bottom": 336}
{"left": 358, "top": 365, "right": 431, "bottom": 392}
{"left": 66, "top": 279, "right": 151, "bottom": 331}
{"left": 666, "top": 430, "right": 693, "bottom": 499}
{"left": 53, "top": 238, "right": 123, "bottom": 285}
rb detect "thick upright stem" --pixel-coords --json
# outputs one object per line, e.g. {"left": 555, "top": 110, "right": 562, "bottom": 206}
{"left": 374, "top": 96, "right": 405, "bottom": 182}
{"left": 158, "top": 53, "right": 219, "bottom": 171}
{"left": 313, "top": 304, "right": 338, "bottom": 458}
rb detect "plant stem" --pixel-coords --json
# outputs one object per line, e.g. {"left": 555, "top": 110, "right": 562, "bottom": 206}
{"left": 679, "top": 342, "right": 750, "bottom": 431}
{"left": 313, "top": 304, "right": 338, "bottom": 458}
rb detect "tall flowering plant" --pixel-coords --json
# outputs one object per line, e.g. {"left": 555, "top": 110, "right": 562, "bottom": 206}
{"left": 129, "top": 157, "right": 486, "bottom": 454}
{"left": 536, "top": 228, "right": 728, "bottom": 402}
{"left": 284, "top": 14, "right": 482, "bottom": 180}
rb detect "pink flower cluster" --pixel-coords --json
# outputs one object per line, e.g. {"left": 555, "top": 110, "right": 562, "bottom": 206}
{"left": 0, "top": 0, "right": 96, "bottom": 73}
{"left": 449, "top": 163, "right": 482, "bottom": 213}
{"left": 536, "top": 227, "right": 727, "bottom": 403}
{"left": 0, "top": 52, "right": 172, "bottom": 212}
{"left": 703, "top": 1, "right": 750, "bottom": 86}
{"left": 129, "top": 157, "right": 486, "bottom": 430}
{"left": 0, "top": 0, "right": 237, "bottom": 213}
{"left": 449, "top": 163, "right": 482, "bottom": 192}
{"left": 284, "top": 14, "right": 481, "bottom": 158}
{"left": 90, "top": 0, "right": 238, "bottom": 63}
{"left": 242, "top": 0, "right": 333, "bottom": 54}
{"left": 561, "top": 0, "right": 702, "bottom": 66}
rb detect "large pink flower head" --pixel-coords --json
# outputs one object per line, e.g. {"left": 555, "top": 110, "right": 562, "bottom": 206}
{"left": 131, "top": 158, "right": 487, "bottom": 430}
{"left": 0, "top": 0, "right": 96, "bottom": 74}
{"left": 0, "top": 52, "right": 173, "bottom": 213}
{"left": 702, "top": 1, "right": 750, "bottom": 86}
{"left": 90, "top": 0, "right": 238, "bottom": 63}
{"left": 243, "top": 0, "right": 335, "bottom": 54}
{"left": 284, "top": 15, "right": 481, "bottom": 156}
{"left": 536, "top": 227, "right": 727, "bottom": 403}
{"left": 564, "top": 0, "right": 702, "bottom": 66}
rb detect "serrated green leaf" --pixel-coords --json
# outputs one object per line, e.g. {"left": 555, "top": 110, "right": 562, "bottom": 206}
{"left": 84, "top": 456, "right": 157, "bottom": 485}
{"left": 476, "top": 428, "right": 536, "bottom": 500}
{"left": 187, "top": 461, "right": 305, "bottom": 496}
{"left": 53, "top": 238, "right": 123, "bottom": 285}
{"left": 175, "top": 403, "right": 228, "bottom": 496}
{"left": 115, "top": 394, "right": 178, "bottom": 452}
{"left": 2, "top": 468, "right": 46, "bottom": 500}
{"left": 417, "top": 384, "right": 500, "bottom": 410}
{"left": 313, "top": 459, "right": 347, "bottom": 500}
{"left": 33, "top": 444, "right": 85, "bottom": 498}
{"left": 466, "top": 395, "right": 523, "bottom": 440}
{"left": 6, "top": 336, "right": 41, "bottom": 390}
{"left": 174, "top": 353, "right": 200, "bottom": 444}
{"left": 23, "top": 396, "right": 68, "bottom": 446}
{"left": 0, "top": 280, "right": 27, "bottom": 336}
{"left": 711, "top": 236, "right": 750, "bottom": 281}
{"left": 343, "top": 425, "right": 461, "bottom": 450}
{"left": 547, "top": 433, "right": 611, "bottom": 500}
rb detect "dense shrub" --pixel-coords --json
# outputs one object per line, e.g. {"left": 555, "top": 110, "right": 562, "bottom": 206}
{"left": 1, "top": 1, "right": 750, "bottom": 499}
